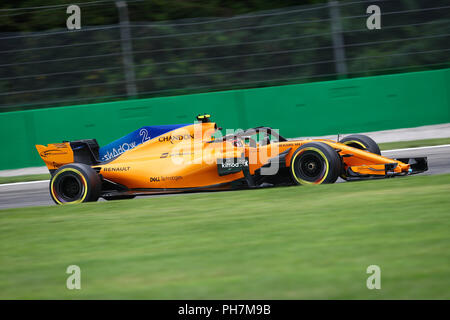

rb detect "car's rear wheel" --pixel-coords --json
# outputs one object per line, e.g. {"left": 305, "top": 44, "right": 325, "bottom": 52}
{"left": 50, "top": 163, "right": 101, "bottom": 204}
{"left": 340, "top": 134, "right": 381, "bottom": 155}
{"left": 290, "top": 142, "right": 341, "bottom": 185}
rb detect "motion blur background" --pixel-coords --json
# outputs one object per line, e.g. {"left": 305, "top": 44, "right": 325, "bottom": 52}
{"left": 0, "top": 0, "right": 449, "bottom": 111}
{"left": 0, "top": 0, "right": 449, "bottom": 170}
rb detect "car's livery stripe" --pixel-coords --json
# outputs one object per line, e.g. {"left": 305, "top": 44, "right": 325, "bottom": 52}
{"left": 99, "top": 124, "right": 191, "bottom": 162}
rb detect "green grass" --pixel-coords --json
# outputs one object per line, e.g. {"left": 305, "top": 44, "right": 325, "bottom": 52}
{"left": 379, "top": 137, "right": 450, "bottom": 151}
{"left": 0, "top": 173, "right": 50, "bottom": 184}
{"left": 1, "top": 174, "right": 449, "bottom": 299}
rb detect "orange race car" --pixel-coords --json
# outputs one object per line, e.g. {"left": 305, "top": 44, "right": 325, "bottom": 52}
{"left": 36, "top": 114, "right": 428, "bottom": 205}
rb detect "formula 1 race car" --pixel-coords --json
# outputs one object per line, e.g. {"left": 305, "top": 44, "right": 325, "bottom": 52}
{"left": 36, "top": 114, "right": 428, "bottom": 204}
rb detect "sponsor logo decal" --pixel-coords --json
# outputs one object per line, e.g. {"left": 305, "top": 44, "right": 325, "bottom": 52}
{"left": 221, "top": 159, "right": 248, "bottom": 168}
{"left": 158, "top": 134, "right": 194, "bottom": 144}
{"left": 102, "top": 166, "right": 131, "bottom": 172}
{"left": 99, "top": 128, "right": 154, "bottom": 161}
{"left": 40, "top": 149, "right": 68, "bottom": 158}
{"left": 217, "top": 157, "right": 249, "bottom": 176}
{"left": 160, "top": 152, "right": 193, "bottom": 158}
{"left": 150, "top": 176, "right": 183, "bottom": 182}
{"left": 101, "top": 142, "right": 136, "bottom": 161}
{"left": 279, "top": 142, "right": 302, "bottom": 147}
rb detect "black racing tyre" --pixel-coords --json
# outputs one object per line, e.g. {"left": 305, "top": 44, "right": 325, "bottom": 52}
{"left": 50, "top": 163, "right": 101, "bottom": 205}
{"left": 340, "top": 134, "right": 381, "bottom": 155}
{"left": 102, "top": 195, "right": 136, "bottom": 201}
{"left": 290, "top": 142, "right": 341, "bottom": 185}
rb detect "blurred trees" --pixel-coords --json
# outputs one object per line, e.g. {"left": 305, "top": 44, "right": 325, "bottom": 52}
{"left": 0, "top": 0, "right": 448, "bottom": 111}
{"left": 0, "top": 0, "right": 327, "bottom": 32}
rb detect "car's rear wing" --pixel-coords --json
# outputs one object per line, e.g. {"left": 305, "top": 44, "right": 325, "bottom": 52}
{"left": 36, "top": 139, "right": 100, "bottom": 175}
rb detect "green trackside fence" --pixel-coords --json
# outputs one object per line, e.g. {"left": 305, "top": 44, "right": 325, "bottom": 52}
{"left": 1, "top": 69, "right": 449, "bottom": 170}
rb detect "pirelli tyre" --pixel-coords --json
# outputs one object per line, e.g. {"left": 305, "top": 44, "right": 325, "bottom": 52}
{"left": 340, "top": 134, "right": 381, "bottom": 155}
{"left": 290, "top": 142, "right": 341, "bottom": 185}
{"left": 50, "top": 163, "right": 101, "bottom": 205}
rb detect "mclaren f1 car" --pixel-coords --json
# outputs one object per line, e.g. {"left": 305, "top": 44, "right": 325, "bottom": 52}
{"left": 36, "top": 114, "right": 428, "bottom": 204}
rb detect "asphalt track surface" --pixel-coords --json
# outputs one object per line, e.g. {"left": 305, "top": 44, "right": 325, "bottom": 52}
{"left": 1, "top": 145, "right": 449, "bottom": 210}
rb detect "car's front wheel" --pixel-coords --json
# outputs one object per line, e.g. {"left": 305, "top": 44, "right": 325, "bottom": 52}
{"left": 340, "top": 134, "right": 381, "bottom": 155}
{"left": 290, "top": 142, "right": 341, "bottom": 185}
{"left": 339, "top": 134, "right": 381, "bottom": 180}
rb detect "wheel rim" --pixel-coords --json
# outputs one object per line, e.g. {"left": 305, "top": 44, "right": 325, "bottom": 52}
{"left": 293, "top": 150, "right": 327, "bottom": 183}
{"left": 60, "top": 175, "right": 82, "bottom": 200}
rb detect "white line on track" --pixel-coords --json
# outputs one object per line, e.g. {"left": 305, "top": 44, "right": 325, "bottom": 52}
{"left": 0, "top": 180, "right": 49, "bottom": 187}
{"left": 0, "top": 144, "right": 449, "bottom": 188}
{"left": 381, "top": 144, "right": 450, "bottom": 153}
